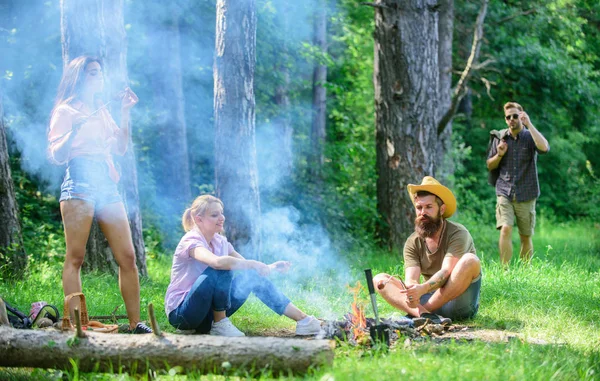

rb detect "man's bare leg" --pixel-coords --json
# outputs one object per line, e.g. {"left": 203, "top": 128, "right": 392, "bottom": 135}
{"left": 499, "top": 225, "right": 513, "bottom": 265}
{"left": 421, "top": 254, "right": 481, "bottom": 313}
{"left": 519, "top": 234, "right": 533, "bottom": 263}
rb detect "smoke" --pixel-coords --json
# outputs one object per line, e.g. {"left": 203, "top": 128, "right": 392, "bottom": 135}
{"left": 259, "top": 205, "right": 353, "bottom": 319}
{"left": 0, "top": 1, "right": 63, "bottom": 190}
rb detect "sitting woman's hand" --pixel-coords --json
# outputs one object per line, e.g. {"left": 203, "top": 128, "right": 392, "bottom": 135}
{"left": 269, "top": 261, "right": 291, "bottom": 273}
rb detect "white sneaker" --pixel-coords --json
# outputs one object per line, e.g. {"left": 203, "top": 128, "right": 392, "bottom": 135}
{"left": 210, "top": 318, "right": 245, "bottom": 337}
{"left": 295, "top": 316, "right": 321, "bottom": 336}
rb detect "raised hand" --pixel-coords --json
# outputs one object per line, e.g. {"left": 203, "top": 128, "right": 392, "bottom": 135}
{"left": 120, "top": 87, "right": 139, "bottom": 111}
{"left": 519, "top": 111, "right": 531, "bottom": 128}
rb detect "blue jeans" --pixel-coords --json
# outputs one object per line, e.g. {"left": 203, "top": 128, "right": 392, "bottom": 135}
{"left": 168, "top": 267, "right": 291, "bottom": 333}
{"left": 420, "top": 274, "right": 482, "bottom": 320}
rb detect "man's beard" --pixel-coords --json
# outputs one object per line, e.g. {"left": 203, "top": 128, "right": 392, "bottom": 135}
{"left": 414, "top": 213, "right": 443, "bottom": 238}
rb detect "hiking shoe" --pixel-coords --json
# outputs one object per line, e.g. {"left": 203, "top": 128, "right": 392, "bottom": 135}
{"left": 210, "top": 318, "right": 245, "bottom": 337}
{"left": 421, "top": 312, "right": 452, "bottom": 326}
{"left": 131, "top": 322, "right": 153, "bottom": 334}
{"left": 295, "top": 316, "right": 322, "bottom": 336}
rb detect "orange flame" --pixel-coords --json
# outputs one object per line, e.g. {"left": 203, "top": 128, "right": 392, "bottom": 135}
{"left": 347, "top": 281, "right": 367, "bottom": 340}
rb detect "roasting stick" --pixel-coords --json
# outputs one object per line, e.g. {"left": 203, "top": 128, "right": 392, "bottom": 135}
{"left": 87, "top": 91, "right": 126, "bottom": 117}
{"left": 377, "top": 274, "right": 407, "bottom": 290}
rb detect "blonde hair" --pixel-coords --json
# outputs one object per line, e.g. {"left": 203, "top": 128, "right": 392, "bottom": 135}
{"left": 504, "top": 102, "right": 523, "bottom": 112}
{"left": 181, "top": 195, "right": 224, "bottom": 232}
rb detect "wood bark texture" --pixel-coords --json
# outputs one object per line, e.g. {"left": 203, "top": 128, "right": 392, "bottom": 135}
{"left": 148, "top": 4, "right": 192, "bottom": 229}
{"left": 374, "top": 0, "right": 440, "bottom": 249}
{"left": 0, "top": 326, "right": 334, "bottom": 375}
{"left": 0, "top": 92, "right": 27, "bottom": 278}
{"left": 60, "top": 0, "right": 147, "bottom": 276}
{"left": 273, "top": 1, "right": 293, "bottom": 180}
{"left": 310, "top": 4, "right": 328, "bottom": 174}
{"left": 214, "top": 0, "right": 262, "bottom": 259}
{"left": 436, "top": 0, "right": 454, "bottom": 181}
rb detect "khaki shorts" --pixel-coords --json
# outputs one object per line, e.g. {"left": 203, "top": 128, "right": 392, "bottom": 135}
{"left": 496, "top": 196, "right": 536, "bottom": 236}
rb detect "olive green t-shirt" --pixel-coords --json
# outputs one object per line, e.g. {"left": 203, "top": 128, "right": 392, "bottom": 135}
{"left": 403, "top": 220, "right": 476, "bottom": 281}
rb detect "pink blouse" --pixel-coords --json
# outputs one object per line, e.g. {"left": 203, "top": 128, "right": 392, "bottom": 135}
{"left": 48, "top": 103, "right": 125, "bottom": 182}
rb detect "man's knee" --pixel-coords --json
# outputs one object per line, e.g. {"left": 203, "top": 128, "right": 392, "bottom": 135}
{"left": 372, "top": 273, "right": 390, "bottom": 293}
{"left": 519, "top": 234, "right": 532, "bottom": 243}
{"left": 456, "top": 253, "right": 481, "bottom": 274}
{"left": 500, "top": 225, "right": 513, "bottom": 237}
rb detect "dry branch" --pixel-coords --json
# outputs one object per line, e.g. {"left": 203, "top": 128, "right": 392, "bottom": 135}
{"left": 437, "top": 0, "right": 489, "bottom": 135}
{"left": 0, "top": 326, "right": 334, "bottom": 376}
{"left": 0, "top": 298, "right": 9, "bottom": 326}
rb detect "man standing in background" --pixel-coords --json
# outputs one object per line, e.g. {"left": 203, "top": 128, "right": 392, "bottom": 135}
{"left": 487, "top": 102, "right": 550, "bottom": 265}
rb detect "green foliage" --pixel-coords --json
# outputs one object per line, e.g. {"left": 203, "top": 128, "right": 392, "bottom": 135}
{"left": 8, "top": 155, "right": 65, "bottom": 270}
{"left": 294, "top": 1, "right": 378, "bottom": 241}
{"left": 453, "top": 0, "right": 600, "bottom": 221}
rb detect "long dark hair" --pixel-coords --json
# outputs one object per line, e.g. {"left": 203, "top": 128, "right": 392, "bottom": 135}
{"left": 51, "top": 56, "right": 103, "bottom": 115}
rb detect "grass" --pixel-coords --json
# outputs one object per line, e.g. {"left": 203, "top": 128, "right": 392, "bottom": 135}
{"left": 1, "top": 215, "right": 599, "bottom": 380}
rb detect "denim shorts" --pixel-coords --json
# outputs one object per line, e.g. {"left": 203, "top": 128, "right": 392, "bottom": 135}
{"left": 420, "top": 274, "right": 482, "bottom": 321}
{"left": 59, "top": 157, "right": 122, "bottom": 211}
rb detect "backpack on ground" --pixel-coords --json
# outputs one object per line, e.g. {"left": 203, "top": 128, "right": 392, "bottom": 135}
{"left": 1, "top": 297, "right": 60, "bottom": 329}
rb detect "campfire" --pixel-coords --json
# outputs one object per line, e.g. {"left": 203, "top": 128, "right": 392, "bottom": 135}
{"left": 317, "top": 280, "right": 459, "bottom": 347}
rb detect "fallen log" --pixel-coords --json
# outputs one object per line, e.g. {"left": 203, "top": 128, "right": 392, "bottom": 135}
{"left": 0, "top": 326, "right": 334, "bottom": 376}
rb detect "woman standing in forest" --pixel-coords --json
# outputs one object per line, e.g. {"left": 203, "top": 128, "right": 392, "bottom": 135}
{"left": 47, "top": 55, "right": 151, "bottom": 334}
{"left": 165, "top": 194, "right": 322, "bottom": 336}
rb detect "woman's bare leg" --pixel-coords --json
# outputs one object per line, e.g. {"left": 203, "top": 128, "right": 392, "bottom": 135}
{"left": 283, "top": 303, "right": 308, "bottom": 322}
{"left": 60, "top": 199, "right": 95, "bottom": 318}
{"left": 96, "top": 202, "right": 140, "bottom": 329}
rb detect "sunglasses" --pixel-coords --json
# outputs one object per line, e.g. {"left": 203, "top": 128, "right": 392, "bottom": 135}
{"left": 505, "top": 113, "right": 520, "bottom": 121}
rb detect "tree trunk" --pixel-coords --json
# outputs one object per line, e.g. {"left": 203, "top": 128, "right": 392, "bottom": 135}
{"left": 214, "top": 0, "right": 262, "bottom": 259}
{"left": 374, "top": 0, "right": 440, "bottom": 249}
{"left": 272, "top": 1, "right": 293, "bottom": 180}
{"left": 61, "top": 0, "right": 147, "bottom": 276}
{"left": 436, "top": 0, "right": 454, "bottom": 182}
{"left": 0, "top": 91, "right": 27, "bottom": 279}
{"left": 0, "top": 326, "right": 334, "bottom": 375}
{"left": 310, "top": 4, "right": 328, "bottom": 175}
{"left": 147, "top": 4, "right": 192, "bottom": 245}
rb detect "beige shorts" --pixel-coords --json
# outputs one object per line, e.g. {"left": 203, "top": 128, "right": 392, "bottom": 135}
{"left": 496, "top": 196, "right": 536, "bottom": 236}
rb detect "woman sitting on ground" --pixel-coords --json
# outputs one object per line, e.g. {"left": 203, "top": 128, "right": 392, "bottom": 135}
{"left": 164, "top": 195, "right": 321, "bottom": 337}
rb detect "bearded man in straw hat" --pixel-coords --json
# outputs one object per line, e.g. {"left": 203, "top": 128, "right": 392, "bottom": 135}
{"left": 373, "top": 176, "right": 482, "bottom": 323}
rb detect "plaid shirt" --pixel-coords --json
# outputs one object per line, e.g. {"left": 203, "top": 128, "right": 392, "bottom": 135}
{"left": 488, "top": 128, "right": 549, "bottom": 202}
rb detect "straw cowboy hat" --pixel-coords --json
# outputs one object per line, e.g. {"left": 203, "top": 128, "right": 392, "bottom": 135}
{"left": 407, "top": 176, "right": 457, "bottom": 218}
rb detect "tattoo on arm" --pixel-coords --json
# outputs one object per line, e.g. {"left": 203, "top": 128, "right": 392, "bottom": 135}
{"left": 426, "top": 270, "right": 449, "bottom": 291}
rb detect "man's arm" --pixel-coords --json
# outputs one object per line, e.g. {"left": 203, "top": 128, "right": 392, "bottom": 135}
{"left": 520, "top": 112, "right": 549, "bottom": 152}
{"left": 404, "top": 266, "right": 421, "bottom": 286}
{"left": 424, "top": 255, "right": 460, "bottom": 293}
